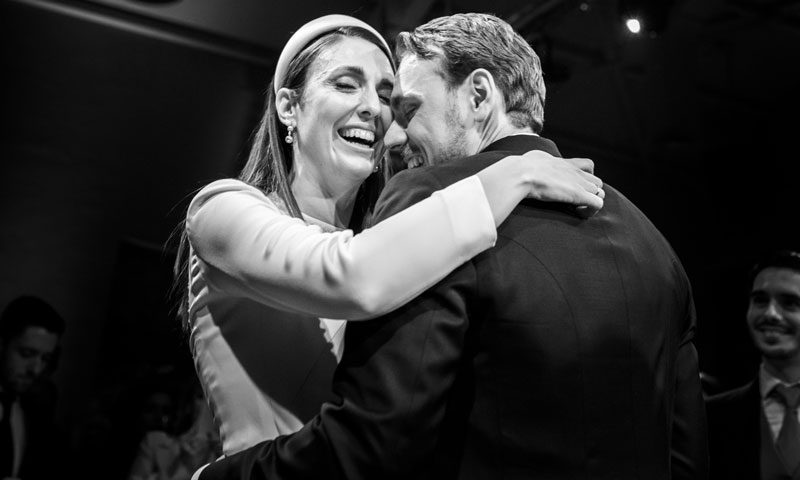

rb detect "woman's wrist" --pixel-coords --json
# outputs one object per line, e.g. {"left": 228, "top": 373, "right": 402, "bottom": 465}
{"left": 475, "top": 155, "right": 530, "bottom": 226}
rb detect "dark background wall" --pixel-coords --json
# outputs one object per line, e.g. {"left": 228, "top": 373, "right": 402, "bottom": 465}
{"left": 1, "top": 0, "right": 798, "bottom": 457}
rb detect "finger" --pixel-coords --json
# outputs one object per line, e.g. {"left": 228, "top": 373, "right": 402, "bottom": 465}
{"left": 578, "top": 170, "right": 602, "bottom": 189}
{"left": 588, "top": 181, "right": 603, "bottom": 198}
{"left": 575, "top": 199, "right": 602, "bottom": 219}
{"left": 580, "top": 178, "right": 602, "bottom": 196}
{"left": 587, "top": 192, "right": 603, "bottom": 211}
{"left": 576, "top": 189, "right": 603, "bottom": 215}
{"left": 579, "top": 175, "right": 604, "bottom": 199}
{"left": 566, "top": 157, "right": 595, "bottom": 174}
{"left": 575, "top": 205, "right": 592, "bottom": 218}
{"left": 582, "top": 171, "right": 602, "bottom": 186}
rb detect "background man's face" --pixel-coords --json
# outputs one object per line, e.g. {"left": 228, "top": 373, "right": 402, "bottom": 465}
{"left": 747, "top": 267, "right": 800, "bottom": 364}
{"left": 0, "top": 326, "right": 59, "bottom": 395}
{"left": 387, "top": 56, "right": 470, "bottom": 167}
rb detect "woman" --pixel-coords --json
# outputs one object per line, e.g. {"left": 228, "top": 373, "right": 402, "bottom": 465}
{"left": 174, "top": 14, "right": 603, "bottom": 457}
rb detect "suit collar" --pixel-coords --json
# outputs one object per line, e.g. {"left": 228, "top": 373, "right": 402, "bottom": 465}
{"left": 482, "top": 134, "right": 561, "bottom": 157}
{"left": 759, "top": 363, "right": 800, "bottom": 399}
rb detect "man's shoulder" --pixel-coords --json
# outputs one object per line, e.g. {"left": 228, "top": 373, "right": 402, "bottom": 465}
{"left": 706, "top": 379, "right": 758, "bottom": 408}
{"left": 373, "top": 135, "right": 550, "bottom": 222}
{"left": 384, "top": 150, "right": 505, "bottom": 193}
{"left": 374, "top": 152, "right": 498, "bottom": 221}
{"left": 372, "top": 167, "right": 445, "bottom": 224}
{"left": 384, "top": 165, "right": 444, "bottom": 194}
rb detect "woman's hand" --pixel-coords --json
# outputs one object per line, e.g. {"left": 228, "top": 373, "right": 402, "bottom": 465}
{"left": 474, "top": 148, "right": 605, "bottom": 227}
{"left": 516, "top": 150, "right": 604, "bottom": 217}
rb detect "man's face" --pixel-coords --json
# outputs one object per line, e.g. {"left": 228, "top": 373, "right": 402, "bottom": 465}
{"left": 0, "top": 326, "right": 59, "bottom": 395}
{"left": 747, "top": 267, "right": 800, "bottom": 366}
{"left": 386, "top": 56, "right": 472, "bottom": 168}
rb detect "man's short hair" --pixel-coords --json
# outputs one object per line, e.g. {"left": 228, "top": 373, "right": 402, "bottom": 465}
{"left": 394, "top": 12, "right": 546, "bottom": 133}
{"left": 748, "top": 249, "right": 800, "bottom": 288}
{"left": 0, "top": 295, "right": 66, "bottom": 342}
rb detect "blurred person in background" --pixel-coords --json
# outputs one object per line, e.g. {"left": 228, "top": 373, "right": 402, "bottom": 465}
{"left": 0, "top": 295, "right": 66, "bottom": 480}
{"left": 707, "top": 249, "right": 800, "bottom": 480}
{"left": 128, "top": 373, "right": 220, "bottom": 480}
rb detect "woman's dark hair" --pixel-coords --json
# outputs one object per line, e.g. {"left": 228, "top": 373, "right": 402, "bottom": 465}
{"left": 170, "top": 26, "right": 393, "bottom": 331}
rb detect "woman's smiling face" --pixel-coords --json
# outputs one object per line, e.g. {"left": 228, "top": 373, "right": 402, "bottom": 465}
{"left": 292, "top": 36, "right": 394, "bottom": 194}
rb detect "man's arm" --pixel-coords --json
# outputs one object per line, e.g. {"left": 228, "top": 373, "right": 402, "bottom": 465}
{"left": 669, "top": 290, "right": 710, "bottom": 479}
{"left": 198, "top": 169, "right": 474, "bottom": 480}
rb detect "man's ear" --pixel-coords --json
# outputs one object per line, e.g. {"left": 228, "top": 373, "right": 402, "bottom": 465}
{"left": 275, "top": 87, "right": 297, "bottom": 127}
{"left": 467, "top": 69, "right": 496, "bottom": 120}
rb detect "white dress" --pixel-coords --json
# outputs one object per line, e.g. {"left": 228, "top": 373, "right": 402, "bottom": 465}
{"left": 185, "top": 177, "right": 496, "bottom": 455}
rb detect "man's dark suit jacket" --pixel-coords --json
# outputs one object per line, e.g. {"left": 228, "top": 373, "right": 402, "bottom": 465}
{"left": 10, "top": 380, "right": 64, "bottom": 480}
{"left": 198, "top": 134, "right": 709, "bottom": 480}
{"left": 706, "top": 380, "right": 761, "bottom": 480}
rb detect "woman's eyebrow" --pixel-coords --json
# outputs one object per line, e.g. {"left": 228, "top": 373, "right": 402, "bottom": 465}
{"left": 328, "top": 65, "right": 366, "bottom": 78}
{"left": 328, "top": 65, "right": 394, "bottom": 87}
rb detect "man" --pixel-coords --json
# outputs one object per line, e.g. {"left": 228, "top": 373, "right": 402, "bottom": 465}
{"left": 0, "top": 295, "right": 65, "bottom": 480}
{"left": 197, "top": 13, "right": 707, "bottom": 479}
{"left": 706, "top": 250, "right": 800, "bottom": 480}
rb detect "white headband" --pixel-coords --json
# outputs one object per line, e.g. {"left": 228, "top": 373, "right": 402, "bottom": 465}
{"left": 273, "top": 14, "right": 393, "bottom": 95}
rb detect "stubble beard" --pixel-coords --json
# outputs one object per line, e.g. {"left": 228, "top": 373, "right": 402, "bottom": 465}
{"left": 431, "top": 97, "right": 469, "bottom": 166}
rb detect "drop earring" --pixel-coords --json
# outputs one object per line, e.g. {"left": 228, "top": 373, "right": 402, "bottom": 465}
{"left": 285, "top": 125, "right": 295, "bottom": 144}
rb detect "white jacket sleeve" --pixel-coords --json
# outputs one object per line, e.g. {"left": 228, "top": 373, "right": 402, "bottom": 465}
{"left": 186, "top": 177, "right": 496, "bottom": 320}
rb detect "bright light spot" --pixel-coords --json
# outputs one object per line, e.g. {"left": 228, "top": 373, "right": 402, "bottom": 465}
{"left": 625, "top": 18, "right": 641, "bottom": 34}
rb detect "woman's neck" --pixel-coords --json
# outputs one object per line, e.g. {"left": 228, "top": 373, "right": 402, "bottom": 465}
{"left": 291, "top": 173, "right": 360, "bottom": 228}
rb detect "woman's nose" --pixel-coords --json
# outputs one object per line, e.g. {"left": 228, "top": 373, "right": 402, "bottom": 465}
{"left": 358, "top": 88, "right": 381, "bottom": 119}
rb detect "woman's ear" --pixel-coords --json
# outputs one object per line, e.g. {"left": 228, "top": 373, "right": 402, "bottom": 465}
{"left": 275, "top": 87, "right": 297, "bottom": 127}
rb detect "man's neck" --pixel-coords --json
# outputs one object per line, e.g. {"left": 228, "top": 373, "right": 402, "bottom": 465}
{"left": 764, "top": 358, "right": 800, "bottom": 384}
{"left": 476, "top": 121, "right": 535, "bottom": 153}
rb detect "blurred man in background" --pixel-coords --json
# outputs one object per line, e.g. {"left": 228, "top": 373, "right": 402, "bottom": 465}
{"left": 707, "top": 250, "right": 800, "bottom": 480}
{"left": 0, "top": 295, "right": 65, "bottom": 480}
